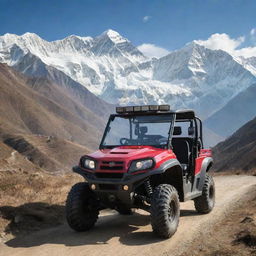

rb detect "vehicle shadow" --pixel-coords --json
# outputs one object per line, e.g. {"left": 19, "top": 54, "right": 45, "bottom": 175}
{"left": 181, "top": 209, "right": 201, "bottom": 217}
{"left": 2, "top": 202, "right": 200, "bottom": 248}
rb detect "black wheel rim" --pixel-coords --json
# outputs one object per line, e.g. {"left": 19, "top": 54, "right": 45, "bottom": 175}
{"left": 168, "top": 200, "right": 177, "bottom": 222}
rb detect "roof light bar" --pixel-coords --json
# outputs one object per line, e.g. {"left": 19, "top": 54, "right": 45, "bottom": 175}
{"left": 116, "top": 105, "right": 170, "bottom": 114}
{"left": 159, "top": 105, "right": 170, "bottom": 111}
{"left": 116, "top": 107, "right": 125, "bottom": 113}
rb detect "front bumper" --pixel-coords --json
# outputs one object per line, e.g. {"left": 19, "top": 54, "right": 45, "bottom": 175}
{"left": 73, "top": 166, "right": 150, "bottom": 207}
{"left": 72, "top": 159, "right": 180, "bottom": 207}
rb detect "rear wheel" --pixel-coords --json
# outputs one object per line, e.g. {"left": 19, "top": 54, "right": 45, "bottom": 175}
{"left": 66, "top": 182, "right": 99, "bottom": 231}
{"left": 194, "top": 174, "right": 215, "bottom": 213}
{"left": 150, "top": 184, "right": 180, "bottom": 238}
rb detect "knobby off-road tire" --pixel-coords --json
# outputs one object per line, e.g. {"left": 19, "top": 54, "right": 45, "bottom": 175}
{"left": 194, "top": 174, "right": 215, "bottom": 214}
{"left": 66, "top": 182, "right": 99, "bottom": 232}
{"left": 150, "top": 184, "right": 180, "bottom": 238}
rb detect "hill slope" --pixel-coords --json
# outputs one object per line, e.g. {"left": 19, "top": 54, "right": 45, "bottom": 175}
{"left": 213, "top": 116, "right": 256, "bottom": 172}
{"left": 0, "top": 132, "right": 90, "bottom": 174}
{"left": 205, "top": 83, "right": 256, "bottom": 137}
{"left": 0, "top": 63, "right": 106, "bottom": 149}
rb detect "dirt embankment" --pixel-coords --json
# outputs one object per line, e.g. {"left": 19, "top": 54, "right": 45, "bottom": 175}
{"left": 181, "top": 184, "right": 256, "bottom": 256}
{"left": 0, "top": 170, "right": 82, "bottom": 240}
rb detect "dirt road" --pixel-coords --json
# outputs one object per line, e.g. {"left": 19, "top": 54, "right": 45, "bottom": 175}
{"left": 1, "top": 175, "right": 255, "bottom": 256}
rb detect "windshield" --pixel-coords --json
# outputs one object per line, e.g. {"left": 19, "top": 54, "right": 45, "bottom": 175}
{"left": 100, "top": 114, "right": 174, "bottom": 149}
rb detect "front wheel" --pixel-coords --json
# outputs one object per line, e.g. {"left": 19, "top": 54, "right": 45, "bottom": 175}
{"left": 150, "top": 184, "right": 180, "bottom": 238}
{"left": 194, "top": 174, "right": 215, "bottom": 214}
{"left": 66, "top": 182, "right": 99, "bottom": 232}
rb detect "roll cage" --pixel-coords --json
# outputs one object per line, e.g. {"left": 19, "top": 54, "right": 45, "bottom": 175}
{"left": 99, "top": 109, "right": 204, "bottom": 151}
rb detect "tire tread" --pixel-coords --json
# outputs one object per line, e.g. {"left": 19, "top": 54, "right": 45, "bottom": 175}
{"left": 66, "top": 182, "right": 99, "bottom": 232}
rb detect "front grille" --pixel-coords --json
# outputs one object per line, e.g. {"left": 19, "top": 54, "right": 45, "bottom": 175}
{"left": 99, "top": 184, "right": 118, "bottom": 190}
{"left": 100, "top": 161, "right": 124, "bottom": 171}
{"left": 100, "top": 165, "right": 123, "bottom": 170}
{"left": 102, "top": 161, "right": 124, "bottom": 164}
{"left": 95, "top": 173, "right": 124, "bottom": 179}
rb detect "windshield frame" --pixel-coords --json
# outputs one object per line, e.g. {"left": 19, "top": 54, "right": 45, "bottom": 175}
{"left": 99, "top": 113, "right": 176, "bottom": 150}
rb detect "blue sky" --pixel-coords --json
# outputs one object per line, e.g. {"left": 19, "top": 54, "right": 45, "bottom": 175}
{"left": 0, "top": 0, "right": 255, "bottom": 57}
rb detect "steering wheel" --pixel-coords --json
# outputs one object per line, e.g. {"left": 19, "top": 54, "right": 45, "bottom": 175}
{"left": 120, "top": 138, "right": 129, "bottom": 145}
{"left": 159, "top": 138, "right": 168, "bottom": 145}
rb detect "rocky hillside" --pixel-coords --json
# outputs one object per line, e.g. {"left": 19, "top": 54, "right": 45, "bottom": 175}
{"left": 0, "top": 63, "right": 110, "bottom": 150}
{"left": 0, "top": 132, "right": 90, "bottom": 174}
{"left": 213, "top": 116, "right": 256, "bottom": 172}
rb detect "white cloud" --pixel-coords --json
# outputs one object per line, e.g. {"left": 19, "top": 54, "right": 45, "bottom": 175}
{"left": 137, "top": 43, "right": 170, "bottom": 58}
{"left": 195, "top": 33, "right": 245, "bottom": 53}
{"left": 235, "top": 47, "right": 256, "bottom": 58}
{"left": 143, "top": 16, "right": 151, "bottom": 23}
{"left": 250, "top": 28, "right": 256, "bottom": 36}
{"left": 195, "top": 32, "right": 256, "bottom": 58}
{"left": 250, "top": 28, "right": 256, "bottom": 46}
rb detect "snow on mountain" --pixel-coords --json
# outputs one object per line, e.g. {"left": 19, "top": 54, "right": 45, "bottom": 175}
{"left": 0, "top": 30, "right": 256, "bottom": 119}
{"left": 237, "top": 56, "right": 256, "bottom": 76}
{"left": 152, "top": 42, "right": 256, "bottom": 117}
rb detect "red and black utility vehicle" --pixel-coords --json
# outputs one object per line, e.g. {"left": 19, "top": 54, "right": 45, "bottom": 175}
{"left": 66, "top": 105, "right": 215, "bottom": 238}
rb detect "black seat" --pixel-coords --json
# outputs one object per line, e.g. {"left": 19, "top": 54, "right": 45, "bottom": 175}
{"left": 171, "top": 138, "right": 190, "bottom": 166}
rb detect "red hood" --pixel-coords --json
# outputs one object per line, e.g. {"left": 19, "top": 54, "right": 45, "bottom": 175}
{"left": 88, "top": 146, "right": 165, "bottom": 161}
{"left": 85, "top": 146, "right": 175, "bottom": 172}
{"left": 82, "top": 146, "right": 176, "bottom": 172}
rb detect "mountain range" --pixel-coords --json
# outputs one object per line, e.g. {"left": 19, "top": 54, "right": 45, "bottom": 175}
{"left": 0, "top": 29, "right": 256, "bottom": 145}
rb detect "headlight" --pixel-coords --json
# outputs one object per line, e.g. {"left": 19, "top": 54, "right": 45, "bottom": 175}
{"left": 82, "top": 158, "right": 96, "bottom": 170}
{"left": 129, "top": 159, "right": 154, "bottom": 172}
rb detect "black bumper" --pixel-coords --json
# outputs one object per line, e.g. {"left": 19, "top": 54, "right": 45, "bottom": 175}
{"left": 72, "top": 159, "right": 181, "bottom": 207}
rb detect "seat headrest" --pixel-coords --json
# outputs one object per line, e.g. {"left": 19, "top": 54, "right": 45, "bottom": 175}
{"left": 140, "top": 126, "right": 148, "bottom": 134}
{"left": 173, "top": 126, "right": 182, "bottom": 135}
{"left": 188, "top": 127, "right": 195, "bottom": 136}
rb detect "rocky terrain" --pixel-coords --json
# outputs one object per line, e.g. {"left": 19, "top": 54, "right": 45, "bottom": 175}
{"left": 0, "top": 63, "right": 111, "bottom": 149}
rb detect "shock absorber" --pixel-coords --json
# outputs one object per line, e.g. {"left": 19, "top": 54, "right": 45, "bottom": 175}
{"left": 144, "top": 179, "right": 153, "bottom": 197}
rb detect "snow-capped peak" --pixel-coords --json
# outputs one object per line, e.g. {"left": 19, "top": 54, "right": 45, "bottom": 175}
{"left": 0, "top": 29, "right": 255, "bottom": 121}
{"left": 61, "top": 34, "right": 93, "bottom": 41}
{"left": 99, "top": 29, "right": 128, "bottom": 44}
{"left": 22, "top": 32, "right": 41, "bottom": 39}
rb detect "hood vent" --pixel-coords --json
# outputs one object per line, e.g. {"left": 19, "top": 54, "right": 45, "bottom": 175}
{"left": 110, "top": 152, "right": 128, "bottom": 154}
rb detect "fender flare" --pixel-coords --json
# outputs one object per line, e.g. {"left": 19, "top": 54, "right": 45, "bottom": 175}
{"left": 149, "top": 159, "right": 183, "bottom": 176}
{"left": 150, "top": 159, "right": 184, "bottom": 200}
{"left": 197, "top": 157, "right": 213, "bottom": 191}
